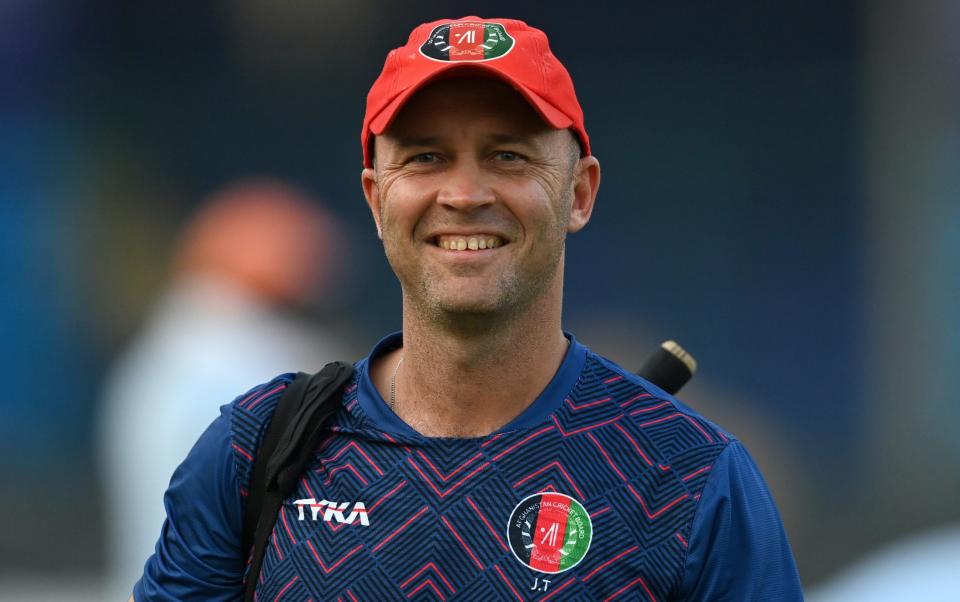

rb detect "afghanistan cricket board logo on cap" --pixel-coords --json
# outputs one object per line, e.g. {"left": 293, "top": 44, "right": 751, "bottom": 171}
{"left": 506, "top": 492, "right": 592, "bottom": 574}
{"left": 419, "top": 21, "right": 514, "bottom": 62}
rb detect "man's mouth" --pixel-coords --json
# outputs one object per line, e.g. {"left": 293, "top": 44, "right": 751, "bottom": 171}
{"left": 433, "top": 234, "right": 506, "bottom": 251}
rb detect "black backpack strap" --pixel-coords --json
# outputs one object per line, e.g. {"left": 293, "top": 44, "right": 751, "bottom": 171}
{"left": 241, "top": 361, "right": 354, "bottom": 602}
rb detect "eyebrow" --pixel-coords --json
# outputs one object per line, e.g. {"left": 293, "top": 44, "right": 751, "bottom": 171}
{"left": 390, "top": 135, "right": 441, "bottom": 148}
{"left": 487, "top": 133, "right": 534, "bottom": 145}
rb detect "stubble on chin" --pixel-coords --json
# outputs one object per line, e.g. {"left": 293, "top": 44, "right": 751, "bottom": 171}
{"left": 411, "top": 241, "right": 566, "bottom": 330}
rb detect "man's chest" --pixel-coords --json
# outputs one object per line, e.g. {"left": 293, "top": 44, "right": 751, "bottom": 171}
{"left": 253, "top": 429, "right": 696, "bottom": 600}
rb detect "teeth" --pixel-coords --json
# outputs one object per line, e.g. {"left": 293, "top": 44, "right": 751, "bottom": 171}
{"left": 436, "top": 235, "right": 504, "bottom": 251}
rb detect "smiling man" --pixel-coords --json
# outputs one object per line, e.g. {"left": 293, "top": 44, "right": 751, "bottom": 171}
{"left": 132, "top": 17, "right": 802, "bottom": 601}
{"left": 360, "top": 75, "right": 596, "bottom": 437}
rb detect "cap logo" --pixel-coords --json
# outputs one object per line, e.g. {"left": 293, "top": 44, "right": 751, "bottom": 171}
{"left": 419, "top": 21, "right": 515, "bottom": 63}
{"left": 506, "top": 492, "right": 592, "bottom": 574}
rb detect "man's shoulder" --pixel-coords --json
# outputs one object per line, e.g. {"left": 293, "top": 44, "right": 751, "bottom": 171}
{"left": 226, "top": 373, "right": 298, "bottom": 493}
{"left": 229, "top": 373, "right": 298, "bottom": 431}
{"left": 570, "top": 349, "right": 734, "bottom": 469}
{"left": 224, "top": 368, "right": 363, "bottom": 491}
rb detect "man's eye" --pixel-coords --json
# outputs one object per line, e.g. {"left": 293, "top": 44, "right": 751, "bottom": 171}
{"left": 410, "top": 153, "right": 439, "bottom": 163}
{"left": 495, "top": 151, "right": 524, "bottom": 162}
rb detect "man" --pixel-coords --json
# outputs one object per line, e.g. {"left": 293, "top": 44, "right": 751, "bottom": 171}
{"left": 133, "top": 17, "right": 802, "bottom": 600}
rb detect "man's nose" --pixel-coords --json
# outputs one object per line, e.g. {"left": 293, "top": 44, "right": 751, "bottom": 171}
{"left": 435, "top": 159, "right": 496, "bottom": 211}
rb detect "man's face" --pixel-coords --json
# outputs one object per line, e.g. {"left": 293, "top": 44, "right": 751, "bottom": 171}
{"left": 362, "top": 77, "right": 597, "bottom": 320}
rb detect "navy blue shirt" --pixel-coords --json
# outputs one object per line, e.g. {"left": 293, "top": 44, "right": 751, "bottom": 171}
{"left": 135, "top": 333, "right": 802, "bottom": 600}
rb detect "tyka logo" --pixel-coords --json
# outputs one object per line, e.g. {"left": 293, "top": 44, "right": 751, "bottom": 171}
{"left": 292, "top": 498, "right": 369, "bottom": 526}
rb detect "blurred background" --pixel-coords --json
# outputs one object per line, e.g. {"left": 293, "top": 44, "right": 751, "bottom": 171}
{"left": 1, "top": 0, "right": 957, "bottom": 599}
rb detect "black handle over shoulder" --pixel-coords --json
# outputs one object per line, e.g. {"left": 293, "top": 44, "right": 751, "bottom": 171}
{"left": 241, "top": 361, "right": 354, "bottom": 602}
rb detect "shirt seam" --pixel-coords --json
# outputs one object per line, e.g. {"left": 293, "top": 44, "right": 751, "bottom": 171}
{"left": 674, "top": 440, "right": 738, "bottom": 596}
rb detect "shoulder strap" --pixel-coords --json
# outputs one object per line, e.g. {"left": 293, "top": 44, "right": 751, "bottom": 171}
{"left": 241, "top": 361, "right": 354, "bottom": 602}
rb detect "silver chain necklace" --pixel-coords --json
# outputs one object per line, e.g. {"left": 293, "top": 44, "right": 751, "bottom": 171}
{"left": 389, "top": 356, "right": 404, "bottom": 410}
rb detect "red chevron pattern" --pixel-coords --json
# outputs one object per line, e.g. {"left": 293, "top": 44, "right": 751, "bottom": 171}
{"left": 441, "top": 515, "right": 483, "bottom": 569}
{"left": 566, "top": 396, "right": 612, "bottom": 411}
{"left": 603, "top": 575, "right": 656, "bottom": 602}
{"left": 323, "top": 440, "right": 385, "bottom": 476}
{"left": 372, "top": 506, "right": 429, "bottom": 553}
{"left": 638, "top": 412, "right": 715, "bottom": 443}
{"left": 551, "top": 414, "right": 622, "bottom": 437}
{"left": 512, "top": 460, "right": 586, "bottom": 499}
{"left": 465, "top": 496, "right": 507, "bottom": 551}
{"left": 407, "top": 456, "right": 491, "bottom": 499}
{"left": 304, "top": 540, "right": 362, "bottom": 574}
{"left": 401, "top": 562, "right": 456, "bottom": 599}
{"left": 417, "top": 450, "right": 483, "bottom": 481}
{"left": 228, "top": 348, "right": 733, "bottom": 601}
{"left": 628, "top": 484, "right": 690, "bottom": 520}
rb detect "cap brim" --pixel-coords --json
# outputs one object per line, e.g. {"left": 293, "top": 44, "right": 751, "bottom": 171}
{"left": 368, "top": 63, "right": 574, "bottom": 136}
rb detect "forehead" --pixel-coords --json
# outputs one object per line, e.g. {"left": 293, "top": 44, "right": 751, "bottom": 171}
{"left": 384, "top": 76, "right": 553, "bottom": 141}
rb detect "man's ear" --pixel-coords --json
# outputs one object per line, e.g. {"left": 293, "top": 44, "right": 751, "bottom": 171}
{"left": 567, "top": 155, "right": 601, "bottom": 233}
{"left": 361, "top": 167, "right": 383, "bottom": 239}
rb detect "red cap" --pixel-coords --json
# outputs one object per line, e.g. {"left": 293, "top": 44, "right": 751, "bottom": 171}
{"left": 361, "top": 16, "right": 590, "bottom": 168}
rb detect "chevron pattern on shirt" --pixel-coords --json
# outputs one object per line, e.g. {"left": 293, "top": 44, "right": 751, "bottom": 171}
{"left": 230, "top": 351, "right": 729, "bottom": 601}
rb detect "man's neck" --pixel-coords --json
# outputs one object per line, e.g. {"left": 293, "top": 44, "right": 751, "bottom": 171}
{"left": 373, "top": 297, "right": 569, "bottom": 438}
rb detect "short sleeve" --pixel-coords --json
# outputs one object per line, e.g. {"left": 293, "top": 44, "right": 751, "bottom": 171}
{"left": 677, "top": 441, "right": 803, "bottom": 600}
{"left": 133, "top": 403, "right": 246, "bottom": 601}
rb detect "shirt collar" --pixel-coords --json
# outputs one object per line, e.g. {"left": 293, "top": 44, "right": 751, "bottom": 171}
{"left": 355, "top": 331, "right": 587, "bottom": 437}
